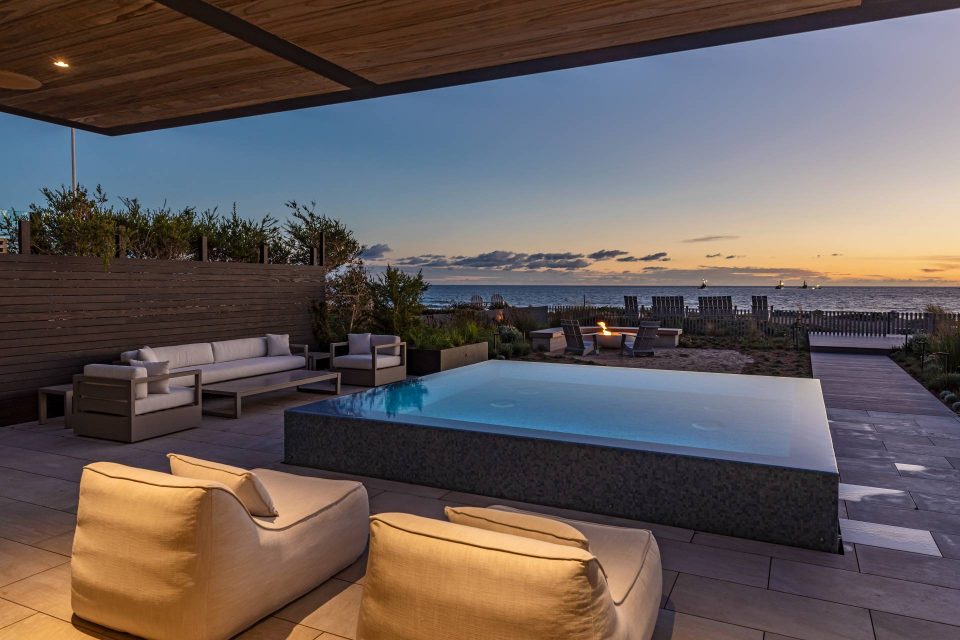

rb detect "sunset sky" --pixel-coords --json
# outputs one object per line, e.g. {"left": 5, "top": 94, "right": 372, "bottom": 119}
{"left": 1, "top": 9, "right": 958, "bottom": 286}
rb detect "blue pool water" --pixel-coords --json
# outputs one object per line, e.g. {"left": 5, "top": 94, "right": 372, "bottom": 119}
{"left": 299, "top": 361, "right": 836, "bottom": 472}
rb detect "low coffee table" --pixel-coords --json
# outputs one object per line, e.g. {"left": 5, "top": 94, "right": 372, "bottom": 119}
{"left": 203, "top": 369, "right": 340, "bottom": 419}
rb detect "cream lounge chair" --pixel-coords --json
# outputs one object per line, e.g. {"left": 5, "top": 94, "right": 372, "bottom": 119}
{"left": 71, "top": 457, "right": 369, "bottom": 640}
{"left": 357, "top": 505, "right": 662, "bottom": 640}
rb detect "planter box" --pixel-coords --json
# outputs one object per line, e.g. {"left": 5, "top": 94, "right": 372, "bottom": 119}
{"left": 407, "top": 342, "right": 488, "bottom": 376}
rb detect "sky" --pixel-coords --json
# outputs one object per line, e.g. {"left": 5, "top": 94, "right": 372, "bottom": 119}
{"left": 2, "top": 10, "right": 959, "bottom": 286}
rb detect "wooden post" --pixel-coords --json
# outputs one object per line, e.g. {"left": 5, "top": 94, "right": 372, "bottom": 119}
{"left": 17, "top": 220, "right": 30, "bottom": 255}
{"left": 197, "top": 235, "right": 208, "bottom": 262}
{"left": 310, "top": 246, "right": 320, "bottom": 266}
{"left": 0, "top": 237, "right": 7, "bottom": 254}
{"left": 259, "top": 242, "right": 269, "bottom": 264}
{"left": 319, "top": 232, "right": 325, "bottom": 267}
{"left": 115, "top": 225, "right": 126, "bottom": 258}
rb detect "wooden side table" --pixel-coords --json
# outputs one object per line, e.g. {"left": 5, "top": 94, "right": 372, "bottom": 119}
{"left": 307, "top": 351, "right": 331, "bottom": 371}
{"left": 38, "top": 383, "right": 74, "bottom": 428}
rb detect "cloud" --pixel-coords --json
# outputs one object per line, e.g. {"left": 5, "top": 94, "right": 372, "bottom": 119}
{"left": 643, "top": 266, "right": 668, "bottom": 272}
{"left": 832, "top": 253, "right": 843, "bottom": 257}
{"left": 587, "top": 249, "right": 629, "bottom": 260}
{"left": 705, "top": 253, "right": 722, "bottom": 258}
{"left": 922, "top": 268, "right": 946, "bottom": 273}
{"left": 724, "top": 255, "right": 744, "bottom": 260}
{"left": 682, "top": 235, "right": 740, "bottom": 243}
{"left": 618, "top": 252, "right": 669, "bottom": 263}
{"left": 360, "top": 243, "right": 391, "bottom": 260}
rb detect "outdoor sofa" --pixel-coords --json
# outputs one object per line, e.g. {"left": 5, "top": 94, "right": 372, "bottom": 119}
{"left": 358, "top": 505, "right": 662, "bottom": 640}
{"left": 330, "top": 333, "right": 407, "bottom": 386}
{"left": 71, "top": 455, "right": 369, "bottom": 640}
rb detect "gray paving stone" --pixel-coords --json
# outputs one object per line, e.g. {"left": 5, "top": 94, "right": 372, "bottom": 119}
{"left": 666, "top": 574, "right": 874, "bottom": 640}
{"left": 653, "top": 610, "right": 763, "bottom": 640}
{"left": 911, "top": 491, "right": 960, "bottom": 515}
{"left": 838, "top": 483, "right": 916, "bottom": 510}
{"left": 839, "top": 518, "right": 940, "bottom": 556}
{"left": 856, "top": 545, "right": 960, "bottom": 589}
{"left": 769, "top": 559, "right": 960, "bottom": 626}
{"left": 659, "top": 538, "right": 770, "bottom": 588}
{"left": 847, "top": 502, "right": 960, "bottom": 536}
{"left": 871, "top": 611, "right": 960, "bottom": 640}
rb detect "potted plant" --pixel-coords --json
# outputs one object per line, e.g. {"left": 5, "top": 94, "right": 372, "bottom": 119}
{"left": 406, "top": 312, "right": 491, "bottom": 375}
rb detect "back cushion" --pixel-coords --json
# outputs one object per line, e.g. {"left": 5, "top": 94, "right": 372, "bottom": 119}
{"left": 212, "top": 338, "right": 267, "bottom": 363}
{"left": 348, "top": 333, "right": 372, "bottom": 355}
{"left": 152, "top": 343, "right": 215, "bottom": 369}
{"left": 371, "top": 334, "right": 401, "bottom": 357}
{"left": 445, "top": 506, "right": 590, "bottom": 550}
{"left": 128, "top": 360, "right": 171, "bottom": 395}
{"left": 358, "top": 513, "right": 614, "bottom": 640}
{"left": 168, "top": 453, "right": 277, "bottom": 517}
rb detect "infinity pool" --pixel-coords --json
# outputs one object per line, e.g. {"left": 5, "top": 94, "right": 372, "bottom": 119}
{"left": 286, "top": 361, "right": 840, "bottom": 551}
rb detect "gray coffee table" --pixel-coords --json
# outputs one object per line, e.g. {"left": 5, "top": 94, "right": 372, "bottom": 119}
{"left": 203, "top": 369, "right": 340, "bottom": 419}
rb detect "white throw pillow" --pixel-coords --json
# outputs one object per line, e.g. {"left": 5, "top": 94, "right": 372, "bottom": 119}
{"left": 266, "top": 333, "right": 292, "bottom": 356}
{"left": 138, "top": 346, "right": 158, "bottom": 362}
{"left": 167, "top": 454, "right": 278, "bottom": 517}
{"left": 128, "top": 359, "right": 171, "bottom": 394}
{"left": 348, "top": 333, "right": 372, "bottom": 355}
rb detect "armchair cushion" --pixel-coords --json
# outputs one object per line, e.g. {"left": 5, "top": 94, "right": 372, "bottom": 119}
{"left": 348, "top": 333, "right": 372, "bottom": 355}
{"left": 266, "top": 333, "right": 292, "bottom": 356}
{"left": 83, "top": 364, "right": 148, "bottom": 400}
{"left": 371, "top": 334, "right": 401, "bottom": 356}
{"left": 168, "top": 454, "right": 278, "bottom": 517}
{"left": 128, "top": 359, "right": 171, "bottom": 394}
{"left": 212, "top": 337, "right": 268, "bottom": 363}
{"left": 333, "top": 354, "right": 402, "bottom": 370}
{"left": 134, "top": 387, "right": 194, "bottom": 415}
{"left": 445, "top": 506, "right": 590, "bottom": 551}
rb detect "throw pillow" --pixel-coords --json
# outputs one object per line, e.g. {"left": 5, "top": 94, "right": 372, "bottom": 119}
{"left": 266, "top": 333, "right": 292, "bottom": 356}
{"left": 348, "top": 333, "right": 372, "bottom": 355}
{"left": 128, "top": 359, "right": 171, "bottom": 394}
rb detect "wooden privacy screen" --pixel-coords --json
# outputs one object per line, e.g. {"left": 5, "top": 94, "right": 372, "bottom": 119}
{"left": 0, "top": 255, "right": 325, "bottom": 426}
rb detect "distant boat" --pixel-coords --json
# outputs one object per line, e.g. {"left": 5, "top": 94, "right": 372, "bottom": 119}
{"left": 699, "top": 279, "right": 708, "bottom": 289}
{"left": 801, "top": 280, "right": 808, "bottom": 289}
{"left": 812, "top": 283, "right": 823, "bottom": 290}
{"left": 775, "top": 280, "right": 784, "bottom": 290}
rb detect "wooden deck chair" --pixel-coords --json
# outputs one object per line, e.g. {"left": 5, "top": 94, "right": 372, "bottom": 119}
{"left": 469, "top": 294, "right": 484, "bottom": 309}
{"left": 624, "top": 295, "right": 639, "bottom": 317}
{"left": 698, "top": 296, "right": 734, "bottom": 318}
{"left": 751, "top": 296, "right": 770, "bottom": 320}
{"left": 561, "top": 319, "right": 597, "bottom": 356}
{"left": 651, "top": 296, "right": 685, "bottom": 319}
{"left": 621, "top": 321, "right": 660, "bottom": 357}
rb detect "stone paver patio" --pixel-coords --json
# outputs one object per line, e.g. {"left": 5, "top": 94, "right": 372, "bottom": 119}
{"left": 1, "top": 357, "right": 960, "bottom": 639}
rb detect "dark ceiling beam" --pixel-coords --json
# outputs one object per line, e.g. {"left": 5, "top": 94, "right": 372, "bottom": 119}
{"left": 0, "top": 104, "right": 106, "bottom": 135}
{"left": 153, "top": 0, "right": 375, "bottom": 89}
{"left": 103, "top": 0, "right": 960, "bottom": 136}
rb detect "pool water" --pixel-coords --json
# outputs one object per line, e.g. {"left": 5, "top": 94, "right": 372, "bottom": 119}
{"left": 305, "top": 360, "right": 836, "bottom": 472}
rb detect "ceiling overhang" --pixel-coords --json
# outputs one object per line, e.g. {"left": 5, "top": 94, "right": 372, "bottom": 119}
{"left": 0, "top": 0, "right": 957, "bottom": 135}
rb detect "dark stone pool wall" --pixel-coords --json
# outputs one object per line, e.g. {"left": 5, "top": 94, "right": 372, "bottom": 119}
{"left": 285, "top": 411, "right": 840, "bottom": 552}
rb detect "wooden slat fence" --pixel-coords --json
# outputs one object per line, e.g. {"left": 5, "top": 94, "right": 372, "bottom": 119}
{"left": 549, "top": 305, "right": 960, "bottom": 339}
{"left": 0, "top": 254, "right": 325, "bottom": 426}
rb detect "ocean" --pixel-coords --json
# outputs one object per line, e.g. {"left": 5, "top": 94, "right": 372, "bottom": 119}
{"left": 423, "top": 285, "right": 960, "bottom": 312}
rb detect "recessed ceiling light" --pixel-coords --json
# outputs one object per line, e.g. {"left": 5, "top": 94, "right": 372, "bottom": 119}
{"left": 53, "top": 59, "right": 69, "bottom": 68}
{"left": 0, "top": 70, "right": 42, "bottom": 90}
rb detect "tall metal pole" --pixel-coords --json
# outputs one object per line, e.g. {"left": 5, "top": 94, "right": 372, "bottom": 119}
{"left": 71, "top": 128, "right": 76, "bottom": 194}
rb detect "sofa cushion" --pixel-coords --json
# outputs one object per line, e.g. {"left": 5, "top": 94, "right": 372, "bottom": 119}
{"left": 212, "top": 337, "right": 268, "bottom": 363}
{"left": 151, "top": 343, "right": 215, "bottom": 369}
{"left": 445, "top": 506, "right": 589, "bottom": 551}
{"left": 371, "top": 334, "right": 401, "bottom": 357}
{"left": 129, "top": 359, "right": 170, "bottom": 394}
{"left": 489, "top": 506, "right": 657, "bottom": 605}
{"left": 333, "top": 354, "right": 402, "bottom": 370}
{"left": 348, "top": 333, "right": 371, "bottom": 355}
{"left": 168, "top": 454, "right": 278, "bottom": 517}
{"left": 84, "top": 364, "right": 148, "bottom": 400}
{"left": 134, "top": 387, "right": 194, "bottom": 415}
{"left": 171, "top": 355, "right": 305, "bottom": 386}
{"left": 267, "top": 333, "right": 292, "bottom": 356}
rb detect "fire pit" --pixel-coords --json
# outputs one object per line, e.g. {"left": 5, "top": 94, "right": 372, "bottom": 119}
{"left": 595, "top": 322, "right": 623, "bottom": 349}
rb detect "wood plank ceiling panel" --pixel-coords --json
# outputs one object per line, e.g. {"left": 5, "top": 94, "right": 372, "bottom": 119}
{"left": 210, "top": 0, "right": 861, "bottom": 83}
{"left": 0, "top": 0, "right": 345, "bottom": 129}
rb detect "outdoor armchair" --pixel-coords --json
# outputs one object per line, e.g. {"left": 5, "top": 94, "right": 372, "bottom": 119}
{"left": 331, "top": 333, "right": 407, "bottom": 386}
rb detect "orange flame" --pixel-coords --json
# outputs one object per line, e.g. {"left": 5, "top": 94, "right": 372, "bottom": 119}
{"left": 597, "top": 321, "right": 613, "bottom": 336}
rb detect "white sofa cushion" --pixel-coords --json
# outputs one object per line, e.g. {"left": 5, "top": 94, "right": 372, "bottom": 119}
{"left": 129, "top": 359, "right": 170, "bottom": 394}
{"left": 333, "top": 354, "right": 402, "bottom": 370}
{"left": 266, "top": 333, "right": 292, "bottom": 356}
{"left": 371, "top": 334, "right": 401, "bottom": 356}
{"left": 84, "top": 364, "right": 148, "bottom": 400}
{"left": 212, "top": 337, "right": 268, "bottom": 363}
{"left": 151, "top": 343, "right": 215, "bottom": 369}
{"left": 168, "top": 454, "right": 278, "bottom": 517}
{"left": 134, "top": 387, "right": 194, "bottom": 415}
{"left": 348, "top": 333, "right": 372, "bottom": 355}
{"left": 170, "top": 355, "right": 305, "bottom": 386}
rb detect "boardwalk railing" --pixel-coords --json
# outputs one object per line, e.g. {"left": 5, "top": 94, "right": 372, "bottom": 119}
{"left": 549, "top": 305, "right": 960, "bottom": 338}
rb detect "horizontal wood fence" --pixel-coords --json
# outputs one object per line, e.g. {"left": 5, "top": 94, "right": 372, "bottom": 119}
{"left": 0, "top": 255, "right": 325, "bottom": 426}
{"left": 549, "top": 305, "right": 960, "bottom": 339}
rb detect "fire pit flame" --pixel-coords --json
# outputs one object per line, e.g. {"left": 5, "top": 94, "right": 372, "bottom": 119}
{"left": 598, "top": 321, "right": 613, "bottom": 336}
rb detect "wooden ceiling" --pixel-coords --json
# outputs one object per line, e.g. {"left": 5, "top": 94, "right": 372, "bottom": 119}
{"left": 0, "top": 0, "right": 957, "bottom": 135}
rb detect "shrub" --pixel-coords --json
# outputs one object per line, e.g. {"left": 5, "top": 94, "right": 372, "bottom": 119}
{"left": 943, "top": 393, "right": 958, "bottom": 405}
{"left": 284, "top": 200, "right": 361, "bottom": 268}
{"left": 497, "top": 325, "right": 523, "bottom": 344}
{"left": 497, "top": 342, "right": 514, "bottom": 358}
{"left": 368, "top": 266, "right": 429, "bottom": 339}
{"left": 931, "top": 374, "right": 960, "bottom": 394}
{"left": 116, "top": 197, "right": 197, "bottom": 259}
{"left": 953, "top": 401, "right": 960, "bottom": 414}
